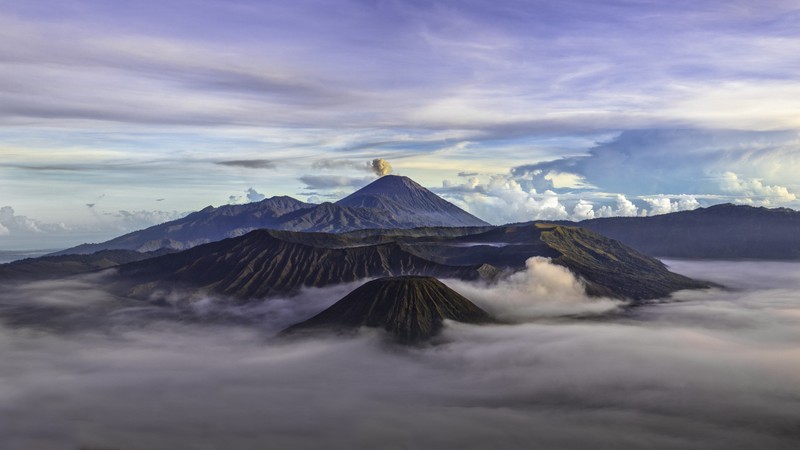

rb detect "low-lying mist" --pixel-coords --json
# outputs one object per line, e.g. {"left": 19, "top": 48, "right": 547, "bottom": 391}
{"left": 445, "top": 256, "right": 625, "bottom": 320}
{"left": 1, "top": 260, "right": 800, "bottom": 449}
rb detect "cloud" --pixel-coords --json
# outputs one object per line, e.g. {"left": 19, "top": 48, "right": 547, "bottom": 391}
{"left": 311, "top": 159, "right": 370, "bottom": 172}
{"left": 720, "top": 171, "right": 796, "bottom": 205}
{"left": 245, "top": 188, "right": 266, "bottom": 202}
{"left": 439, "top": 176, "right": 569, "bottom": 224}
{"left": 595, "top": 195, "right": 639, "bottom": 217}
{"left": 309, "top": 158, "right": 393, "bottom": 177}
{"left": 641, "top": 195, "right": 700, "bottom": 215}
{"left": 217, "top": 159, "right": 276, "bottom": 169}
{"left": 445, "top": 257, "right": 624, "bottom": 320}
{"left": 1, "top": 261, "right": 800, "bottom": 448}
{"left": 510, "top": 129, "right": 800, "bottom": 204}
{"left": 571, "top": 200, "right": 596, "bottom": 220}
{"left": 458, "top": 171, "right": 479, "bottom": 177}
{"left": 108, "top": 209, "right": 188, "bottom": 230}
{"left": 0, "top": 206, "right": 70, "bottom": 235}
{"left": 370, "top": 158, "right": 393, "bottom": 176}
{"left": 298, "top": 175, "right": 374, "bottom": 190}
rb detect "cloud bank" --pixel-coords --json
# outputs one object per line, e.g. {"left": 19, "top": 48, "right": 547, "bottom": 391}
{"left": 445, "top": 257, "right": 624, "bottom": 320}
{"left": 1, "top": 261, "right": 800, "bottom": 449}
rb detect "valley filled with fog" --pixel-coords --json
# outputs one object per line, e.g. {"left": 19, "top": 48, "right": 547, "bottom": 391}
{"left": 1, "top": 260, "right": 799, "bottom": 449}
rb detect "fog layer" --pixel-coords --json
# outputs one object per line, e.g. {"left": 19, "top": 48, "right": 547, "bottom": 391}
{"left": 1, "top": 261, "right": 800, "bottom": 449}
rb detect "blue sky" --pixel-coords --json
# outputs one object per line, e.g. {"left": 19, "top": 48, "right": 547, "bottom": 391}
{"left": 1, "top": 0, "right": 799, "bottom": 248}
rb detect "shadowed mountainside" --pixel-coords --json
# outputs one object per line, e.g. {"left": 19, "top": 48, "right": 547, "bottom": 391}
{"left": 577, "top": 203, "right": 800, "bottom": 259}
{"left": 110, "top": 224, "right": 707, "bottom": 302}
{"left": 280, "top": 276, "right": 493, "bottom": 343}
{"left": 114, "top": 230, "right": 492, "bottom": 300}
{"left": 0, "top": 249, "right": 175, "bottom": 281}
{"left": 537, "top": 224, "right": 708, "bottom": 298}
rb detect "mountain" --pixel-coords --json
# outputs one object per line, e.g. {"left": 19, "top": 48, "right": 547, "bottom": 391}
{"left": 577, "top": 203, "right": 800, "bottom": 259}
{"left": 0, "top": 249, "right": 175, "bottom": 281}
{"left": 280, "top": 276, "right": 493, "bottom": 343}
{"left": 52, "top": 196, "right": 314, "bottom": 255}
{"left": 336, "top": 175, "right": 489, "bottom": 228}
{"left": 536, "top": 224, "right": 709, "bottom": 299}
{"left": 114, "top": 229, "right": 492, "bottom": 301}
{"left": 394, "top": 223, "right": 710, "bottom": 299}
{"left": 109, "top": 222, "right": 706, "bottom": 302}
{"left": 54, "top": 176, "right": 488, "bottom": 255}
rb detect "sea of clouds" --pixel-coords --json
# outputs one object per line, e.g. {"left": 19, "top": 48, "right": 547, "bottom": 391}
{"left": 1, "top": 259, "right": 799, "bottom": 449}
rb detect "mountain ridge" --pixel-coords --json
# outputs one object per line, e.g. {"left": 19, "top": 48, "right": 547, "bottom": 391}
{"left": 575, "top": 203, "right": 800, "bottom": 259}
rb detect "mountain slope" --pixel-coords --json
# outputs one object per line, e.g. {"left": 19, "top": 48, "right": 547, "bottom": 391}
{"left": 536, "top": 224, "right": 710, "bottom": 299}
{"left": 115, "top": 230, "right": 489, "bottom": 300}
{"left": 110, "top": 222, "right": 706, "bottom": 302}
{"left": 336, "top": 175, "right": 489, "bottom": 227}
{"left": 53, "top": 196, "right": 314, "bottom": 255}
{"left": 578, "top": 203, "right": 800, "bottom": 259}
{"left": 0, "top": 249, "right": 174, "bottom": 281}
{"left": 281, "top": 276, "right": 493, "bottom": 342}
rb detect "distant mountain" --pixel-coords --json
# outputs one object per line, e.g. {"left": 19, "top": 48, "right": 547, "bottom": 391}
{"left": 280, "top": 276, "right": 493, "bottom": 343}
{"left": 114, "top": 229, "right": 493, "bottom": 300}
{"left": 52, "top": 196, "right": 314, "bottom": 255}
{"left": 336, "top": 175, "right": 489, "bottom": 228}
{"left": 54, "top": 176, "right": 488, "bottom": 255}
{"left": 0, "top": 249, "right": 174, "bottom": 281}
{"left": 577, "top": 203, "right": 800, "bottom": 259}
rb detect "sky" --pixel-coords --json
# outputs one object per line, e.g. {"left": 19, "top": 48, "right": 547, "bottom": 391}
{"left": 1, "top": 0, "right": 800, "bottom": 248}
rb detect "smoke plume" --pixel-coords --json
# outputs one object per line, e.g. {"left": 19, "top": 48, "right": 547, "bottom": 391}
{"left": 371, "top": 158, "right": 393, "bottom": 176}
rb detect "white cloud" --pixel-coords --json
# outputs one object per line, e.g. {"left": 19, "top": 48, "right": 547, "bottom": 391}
{"left": 441, "top": 176, "right": 569, "bottom": 224}
{"left": 719, "top": 171, "right": 796, "bottom": 205}
{"left": 0, "top": 206, "right": 70, "bottom": 235}
{"left": 641, "top": 195, "right": 700, "bottom": 216}
{"left": 440, "top": 174, "right": 701, "bottom": 223}
{"left": 445, "top": 257, "right": 623, "bottom": 320}
{"left": 596, "top": 195, "right": 638, "bottom": 218}
{"left": 571, "top": 200, "right": 596, "bottom": 220}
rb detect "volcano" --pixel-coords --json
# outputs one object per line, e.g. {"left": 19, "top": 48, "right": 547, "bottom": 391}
{"left": 281, "top": 276, "right": 493, "bottom": 343}
{"left": 336, "top": 175, "right": 489, "bottom": 228}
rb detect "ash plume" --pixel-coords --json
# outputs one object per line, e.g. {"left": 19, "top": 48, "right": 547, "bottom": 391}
{"left": 371, "top": 158, "right": 393, "bottom": 176}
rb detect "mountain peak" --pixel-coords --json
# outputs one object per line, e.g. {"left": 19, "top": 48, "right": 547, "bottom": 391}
{"left": 355, "top": 174, "right": 423, "bottom": 193}
{"left": 280, "top": 276, "right": 493, "bottom": 343}
{"left": 336, "top": 175, "right": 489, "bottom": 227}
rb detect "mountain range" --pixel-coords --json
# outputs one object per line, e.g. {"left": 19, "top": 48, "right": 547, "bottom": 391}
{"left": 101, "top": 221, "right": 705, "bottom": 302}
{"left": 53, "top": 175, "right": 488, "bottom": 255}
{"left": 0, "top": 174, "right": 725, "bottom": 343}
{"left": 51, "top": 176, "right": 800, "bottom": 261}
{"left": 576, "top": 203, "right": 800, "bottom": 259}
